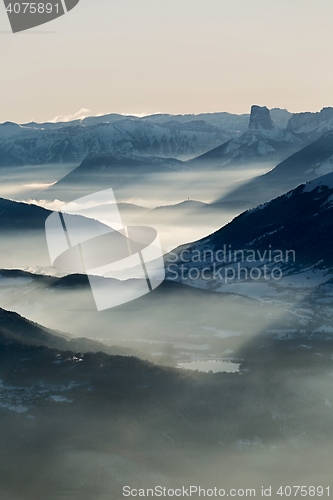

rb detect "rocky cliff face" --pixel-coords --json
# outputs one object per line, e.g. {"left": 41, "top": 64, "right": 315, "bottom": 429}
{"left": 287, "top": 107, "right": 333, "bottom": 139}
{"left": 249, "top": 105, "right": 275, "bottom": 131}
{"left": 188, "top": 105, "right": 301, "bottom": 169}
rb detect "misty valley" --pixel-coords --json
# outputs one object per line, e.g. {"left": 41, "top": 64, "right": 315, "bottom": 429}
{"left": 1, "top": 106, "right": 333, "bottom": 498}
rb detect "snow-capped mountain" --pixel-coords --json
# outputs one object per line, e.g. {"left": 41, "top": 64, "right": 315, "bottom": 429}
{"left": 188, "top": 106, "right": 302, "bottom": 169}
{"left": 218, "top": 130, "right": 333, "bottom": 209}
{"left": 0, "top": 109, "right": 293, "bottom": 168}
{"left": 0, "top": 114, "right": 244, "bottom": 167}
{"left": 166, "top": 172, "right": 333, "bottom": 331}
{"left": 168, "top": 171, "right": 333, "bottom": 275}
{"left": 287, "top": 107, "right": 333, "bottom": 142}
{"left": 146, "top": 108, "right": 291, "bottom": 130}
{"left": 3, "top": 107, "right": 333, "bottom": 170}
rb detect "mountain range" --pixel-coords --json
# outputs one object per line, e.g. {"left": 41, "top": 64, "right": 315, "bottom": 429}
{"left": 188, "top": 105, "right": 303, "bottom": 169}
{"left": 218, "top": 130, "right": 333, "bottom": 209}
{"left": 0, "top": 107, "right": 300, "bottom": 168}
{"left": 166, "top": 171, "right": 333, "bottom": 332}
{"left": 28, "top": 105, "right": 333, "bottom": 209}
{"left": 287, "top": 106, "right": 333, "bottom": 141}
{"left": 3, "top": 105, "right": 333, "bottom": 498}
{"left": 0, "top": 113, "right": 244, "bottom": 166}
{"left": 46, "top": 152, "right": 184, "bottom": 200}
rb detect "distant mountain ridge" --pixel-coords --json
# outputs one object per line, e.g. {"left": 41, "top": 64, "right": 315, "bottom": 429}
{"left": 188, "top": 105, "right": 303, "bottom": 169}
{"left": 167, "top": 171, "right": 333, "bottom": 289}
{"left": 164, "top": 171, "right": 333, "bottom": 334}
{"left": 46, "top": 152, "right": 186, "bottom": 200}
{"left": 0, "top": 109, "right": 291, "bottom": 167}
{"left": 218, "top": 130, "right": 333, "bottom": 209}
{"left": 2, "top": 106, "right": 333, "bottom": 169}
{"left": 0, "top": 113, "right": 245, "bottom": 166}
{"left": 288, "top": 107, "right": 333, "bottom": 141}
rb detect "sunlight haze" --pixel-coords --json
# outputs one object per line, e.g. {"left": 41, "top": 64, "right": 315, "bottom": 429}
{"left": 1, "top": 0, "right": 333, "bottom": 123}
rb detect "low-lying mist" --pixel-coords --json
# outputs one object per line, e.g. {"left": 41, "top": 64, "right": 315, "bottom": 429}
{"left": 0, "top": 163, "right": 271, "bottom": 258}
{"left": 1, "top": 335, "right": 333, "bottom": 500}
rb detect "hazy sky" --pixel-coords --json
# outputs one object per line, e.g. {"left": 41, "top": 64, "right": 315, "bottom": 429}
{"left": 1, "top": 0, "right": 333, "bottom": 123}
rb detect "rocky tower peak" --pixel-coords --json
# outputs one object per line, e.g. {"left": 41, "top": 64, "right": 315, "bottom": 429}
{"left": 249, "top": 105, "right": 274, "bottom": 130}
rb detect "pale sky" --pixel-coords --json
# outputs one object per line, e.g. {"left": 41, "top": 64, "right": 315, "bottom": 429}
{"left": 1, "top": 0, "right": 333, "bottom": 123}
